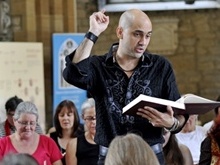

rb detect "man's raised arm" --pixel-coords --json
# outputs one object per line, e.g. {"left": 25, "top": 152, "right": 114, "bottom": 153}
{"left": 73, "top": 10, "right": 109, "bottom": 63}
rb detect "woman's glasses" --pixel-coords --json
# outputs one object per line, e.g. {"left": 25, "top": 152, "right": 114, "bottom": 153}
{"left": 84, "top": 116, "right": 96, "bottom": 122}
{"left": 16, "top": 120, "right": 37, "bottom": 127}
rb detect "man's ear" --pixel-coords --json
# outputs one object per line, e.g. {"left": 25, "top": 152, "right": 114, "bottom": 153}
{"left": 116, "top": 27, "right": 123, "bottom": 39}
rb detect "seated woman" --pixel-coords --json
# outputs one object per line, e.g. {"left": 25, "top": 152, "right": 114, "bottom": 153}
{"left": 0, "top": 101, "right": 63, "bottom": 165}
{"left": 163, "top": 128, "right": 193, "bottom": 165}
{"left": 199, "top": 115, "right": 220, "bottom": 165}
{"left": 0, "top": 96, "right": 42, "bottom": 138}
{"left": 66, "top": 98, "right": 99, "bottom": 165}
{"left": 49, "top": 100, "right": 84, "bottom": 165}
{"left": 105, "top": 133, "right": 160, "bottom": 165}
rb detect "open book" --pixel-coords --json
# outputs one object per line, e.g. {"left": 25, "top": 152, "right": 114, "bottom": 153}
{"left": 122, "top": 94, "right": 220, "bottom": 115}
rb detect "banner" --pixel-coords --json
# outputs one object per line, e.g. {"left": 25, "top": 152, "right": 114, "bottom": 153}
{"left": 52, "top": 33, "right": 87, "bottom": 121}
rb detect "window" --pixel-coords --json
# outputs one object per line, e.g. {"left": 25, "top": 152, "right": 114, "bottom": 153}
{"left": 98, "top": 0, "right": 220, "bottom": 11}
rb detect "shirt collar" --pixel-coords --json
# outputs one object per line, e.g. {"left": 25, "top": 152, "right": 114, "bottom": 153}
{"left": 105, "top": 43, "right": 153, "bottom": 67}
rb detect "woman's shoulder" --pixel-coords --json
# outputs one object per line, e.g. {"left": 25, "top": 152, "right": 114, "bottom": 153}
{"left": 179, "top": 143, "right": 190, "bottom": 153}
{"left": 67, "top": 137, "right": 78, "bottom": 149}
{"left": 38, "top": 134, "right": 60, "bottom": 149}
{"left": 40, "top": 134, "right": 55, "bottom": 142}
{"left": 178, "top": 143, "right": 194, "bottom": 165}
{"left": 0, "top": 135, "right": 10, "bottom": 143}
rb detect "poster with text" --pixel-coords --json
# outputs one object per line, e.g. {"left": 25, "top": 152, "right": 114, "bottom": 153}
{"left": 52, "top": 33, "right": 87, "bottom": 122}
{"left": 0, "top": 42, "right": 45, "bottom": 132}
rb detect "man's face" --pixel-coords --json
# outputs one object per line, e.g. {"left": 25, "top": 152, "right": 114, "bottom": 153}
{"left": 121, "top": 27, "right": 151, "bottom": 58}
{"left": 117, "top": 16, "right": 152, "bottom": 58}
{"left": 7, "top": 110, "right": 15, "bottom": 126}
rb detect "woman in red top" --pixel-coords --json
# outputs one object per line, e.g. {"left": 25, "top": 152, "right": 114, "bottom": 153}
{"left": 0, "top": 101, "right": 63, "bottom": 165}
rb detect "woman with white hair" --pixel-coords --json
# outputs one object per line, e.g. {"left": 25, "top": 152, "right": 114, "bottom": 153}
{"left": 0, "top": 101, "right": 63, "bottom": 165}
{"left": 66, "top": 98, "right": 99, "bottom": 165}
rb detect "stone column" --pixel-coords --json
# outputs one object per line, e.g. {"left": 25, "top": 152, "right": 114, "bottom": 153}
{"left": 0, "top": 0, "right": 12, "bottom": 41}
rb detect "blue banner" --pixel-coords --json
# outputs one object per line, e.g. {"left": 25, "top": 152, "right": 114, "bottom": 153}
{"left": 52, "top": 33, "right": 87, "bottom": 121}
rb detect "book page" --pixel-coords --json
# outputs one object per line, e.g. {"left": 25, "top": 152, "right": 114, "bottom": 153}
{"left": 123, "top": 94, "right": 220, "bottom": 115}
{"left": 176, "top": 94, "right": 216, "bottom": 104}
{"left": 123, "top": 94, "right": 185, "bottom": 115}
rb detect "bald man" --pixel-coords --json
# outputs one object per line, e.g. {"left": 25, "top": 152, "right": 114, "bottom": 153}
{"left": 63, "top": 9, "right": 188, "bottom": 165}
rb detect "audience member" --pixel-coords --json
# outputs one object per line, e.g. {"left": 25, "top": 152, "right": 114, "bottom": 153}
{"left": 0, "top": 101, "right": 63, "bottom": 165}
{"left": 63, "top": 9, "right": 188, "bottom": 165}
{"left": 0, "top": 153, "right": 39, "bottom": 165}
{"left": 66, "top": 98, "right": 99, "bottom": 165}
{"left": 203, "top": 95, "right": 220, "bottom": 133}
{"left": 0, "top": 96, "right": 42, "bottom": 138}
{"left": 49, "top": 100, "right": 84, "bottom": 165}
{"left": 199, "top": 115, "right": 220, "bottom": 165}
{"left": 176, "top": 114, "right": 206, "bottom": 165}
{"left": 105, "top": 133, "right": 159, "bottom": 165}
{"left": 163, "top": 128, "right": 193, "bottom": 165}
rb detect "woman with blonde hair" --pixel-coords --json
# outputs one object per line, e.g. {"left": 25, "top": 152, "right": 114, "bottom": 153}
{"left": 105, "top": 133, "right": 159, "bottom": 165}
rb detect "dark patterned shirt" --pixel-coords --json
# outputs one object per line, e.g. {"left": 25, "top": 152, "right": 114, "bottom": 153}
{"left": 63, "top": 43, "right": 181, "bottom": 147}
